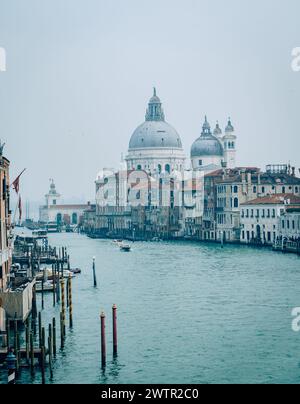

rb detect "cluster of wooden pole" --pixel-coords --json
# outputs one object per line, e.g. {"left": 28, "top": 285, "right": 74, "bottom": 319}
{"left": 5, "top": 313, "right": 57, "bottom": 384}
{"left": 37, "top": 312, "right": 58, "bottom": 383}
{"left": 6, "top": 243, "right": 74, "bottom": 384}
{"left": 100, "top": 305, "right": 118, "bottom": 369}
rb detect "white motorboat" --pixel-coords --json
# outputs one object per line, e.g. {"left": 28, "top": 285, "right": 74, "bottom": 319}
{"left": 119, "top": 243, "right": 131, "bottom": 252}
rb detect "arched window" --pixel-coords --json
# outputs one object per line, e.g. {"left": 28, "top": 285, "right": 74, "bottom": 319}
{"left": 72, "top": 213, "right": 78, "bottom": 225}
{"left": 234, "top": 197, "right": 239, "bottom": 208}
{"left": 158, "top": 164, "right": 162, "bottom": 174}
{"left": 137, "top": 164, "right": 142, "bottom": 171}
{"left": 165, "top": 164, "right": 171, "bottom": 174}
{"left": 233, "top": 185, "right": 238, "bottom": 193}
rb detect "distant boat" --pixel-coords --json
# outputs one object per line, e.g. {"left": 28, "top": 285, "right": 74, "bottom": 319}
{"left": 113, "top": 239, "right": 123, "bottom": 245}
{"left": 70, "top": 268, "right": 81, "bottom": 274}
{"left": 36, "top": 268, "right": 76, "bottom": 281}
{"left": 119, "top": 243, "right": 131, "bottom": 252}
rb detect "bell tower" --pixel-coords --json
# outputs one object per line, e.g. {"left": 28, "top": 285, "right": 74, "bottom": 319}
{"left": 45, "top": 179, "right": 61, "bottom": 207}
{"left": 222, "top": 118, "right": 237, "bottom": 169}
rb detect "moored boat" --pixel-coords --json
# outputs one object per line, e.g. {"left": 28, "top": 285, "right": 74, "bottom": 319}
{"left": 35, "top": 280, "right": 54, "bottom": 293}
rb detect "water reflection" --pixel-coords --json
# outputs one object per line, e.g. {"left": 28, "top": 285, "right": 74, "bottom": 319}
{"left": 1, "top": 233, "right": 300, "bottom": 384}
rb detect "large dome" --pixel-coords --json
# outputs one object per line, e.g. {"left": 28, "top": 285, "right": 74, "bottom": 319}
{"left": 128, "top": 88, "right": 183, "bottom": 151}
{"left": 191, "top": 117, "right": 224, "bottom": 158}
{"left": 129, "top": 121, "right": 183, "bottom": 150}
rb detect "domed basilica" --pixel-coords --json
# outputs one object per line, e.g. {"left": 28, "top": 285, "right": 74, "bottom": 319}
{"left": 126, "top": 89, "right": 237, "bottom": 173}
{"left": 126, "top": 88, "right": 186, "bottom": 174}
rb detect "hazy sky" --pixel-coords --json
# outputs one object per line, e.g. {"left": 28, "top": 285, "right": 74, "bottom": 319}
{"left": 0, "top": 0, "right": 300, "bottom": 206}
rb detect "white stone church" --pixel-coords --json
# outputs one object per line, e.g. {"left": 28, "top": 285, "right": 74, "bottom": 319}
{"left": 96, "top": 89, "right": 237, "bottom": 235}
{"left": 96, "top": 88, "right": 237, "bottom": 210}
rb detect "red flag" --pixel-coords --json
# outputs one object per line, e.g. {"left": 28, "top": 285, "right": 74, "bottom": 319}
{"left": 11, "top": 169, "right": 26, "bottom": 194}
{"left": 18, "top": 195, "right": 22, "bottom": 221}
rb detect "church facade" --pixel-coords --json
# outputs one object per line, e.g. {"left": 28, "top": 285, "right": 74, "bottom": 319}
{"left": 94, "top": 89, "right": 238, "bottom": 239}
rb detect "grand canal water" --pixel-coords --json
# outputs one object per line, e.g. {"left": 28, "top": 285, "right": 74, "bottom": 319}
{"left": 1, "top": 232, "right": 300, "bottom": 384}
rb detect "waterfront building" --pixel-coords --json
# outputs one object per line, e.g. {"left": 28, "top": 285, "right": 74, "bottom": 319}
{"left": 278, "top": 205, "right": 300, "bottom": 240}
{"left": 214, "top": 166, "right": 300, "bottom": 242}
{"left": 82, "top": 204, "right": 96, "bottom": 234}
{"left": 0, "top": 144, "right": 12, "bottom": 342}
{"left": 39, "top": 180, "right": 90, "bottom": 228}
{"left": 240, "top": 194, "right": 300, "bottom": 245}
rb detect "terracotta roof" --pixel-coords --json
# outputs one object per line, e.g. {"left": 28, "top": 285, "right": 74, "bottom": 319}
{"left": 205, "top": 169, "right": 223, "bottom": 178}
{"left": 241, "top": 194, "right": 300, "bottom": 206}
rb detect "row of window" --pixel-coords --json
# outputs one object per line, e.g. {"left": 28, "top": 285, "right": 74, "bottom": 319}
{"left": 281, "top": 219, "right": 300, "bottom": 230}
{"left": 217, "top": 185, "right": 299, "bottom": 195}
{"left": 217, "top": 197, "right": 239, "bottom": 209}
{"left": 241, "top": 208, "right": 278, "bottom": 219}
{"left": 132, "top": 164, "right": 183, "bottom": 173}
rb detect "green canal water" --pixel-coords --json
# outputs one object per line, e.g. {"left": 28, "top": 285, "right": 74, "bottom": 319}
{"left": 1, "top": 232, "right": 300, "bottom": 384}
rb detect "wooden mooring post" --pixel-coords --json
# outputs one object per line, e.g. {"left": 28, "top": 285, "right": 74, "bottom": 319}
{"left": 41, "top": 278, "right": 45, "bottom": 310}
{"left": 60, "top": 312, "right": 64, "bottom": 349}
{"left": 61, "top": 279, "right": 66, "bottom": 336}
{"left": 30, "top": 331, "right": 34, "bottom": 374}
{"left": 25, "top": 320, "right": 30, "bottom": 363}
{"left": 56, "top": 260, "right": 60, "bottom": 303}
{"left": 112, "top": 304, "right": 118, "bottom": 356}
{"left": 93, "top": 257, "right": 97, "bottom": 287}
{"left": 14, "top": 315, "right": 19, "bottom": 372}
{"left": 68, "top": 274, "right": 73, "bottom": 328}
{"left": 100, "top": 312, "right": 106, "bottom": 368}
{"left": 52, "top": 264, "right": 56, "bottom": 307}
{"left": 32, "top": 284, "right": 37, "bottom": 319}
{"left": 38, "top": 312, "right": 42, "bottom": 348}
{"left": 48, "top": 324, "right": 53, "bottom": 379}
{"left": 52, "top": 317, "right": 57, "bottom": 356}
{"left": 41, "top": 327, "right": 46, "bottom": 384}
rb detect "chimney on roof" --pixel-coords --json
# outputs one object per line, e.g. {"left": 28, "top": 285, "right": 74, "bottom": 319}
{"left": 292, "top": 167, "right": 295, "bottom": 177}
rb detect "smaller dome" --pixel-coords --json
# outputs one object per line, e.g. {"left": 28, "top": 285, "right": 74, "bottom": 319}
{"left": 191, "top": 117, "right": 224, "bottom": 158}
{"left": 225, "top": 118, "right": 234, "bottom": 133}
